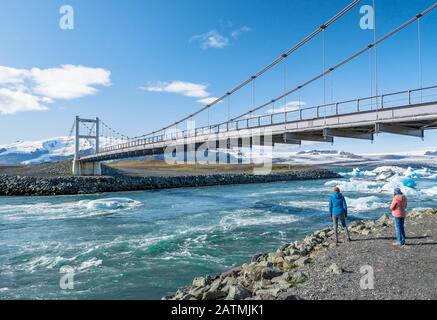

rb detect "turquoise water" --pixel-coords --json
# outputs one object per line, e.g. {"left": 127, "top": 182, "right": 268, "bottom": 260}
{"left": 0, "top": 166, "right": 436, "bottom": 299}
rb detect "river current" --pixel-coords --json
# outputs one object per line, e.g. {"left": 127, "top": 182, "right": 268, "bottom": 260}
{"left": 0, "top": 166, "right": 436, "bottom": 299}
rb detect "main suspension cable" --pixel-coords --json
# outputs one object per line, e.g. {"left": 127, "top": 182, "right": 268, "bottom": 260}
{"left": 373, "top": 0, "right": 379, "bottom": 106}
{"left": 225, "top": 3, "right": 437, "bottom": 123}
{"left": 418, "top": 16, "right": 423, "bottom": 102}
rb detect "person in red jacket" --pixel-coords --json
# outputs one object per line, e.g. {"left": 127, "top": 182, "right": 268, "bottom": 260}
{"left": 390, "top": 188, "right": 408, "bottom": 246}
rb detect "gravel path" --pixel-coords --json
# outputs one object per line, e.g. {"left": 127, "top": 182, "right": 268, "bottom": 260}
{"left": 288, "top": 213, "right": 437, "bottom": 300}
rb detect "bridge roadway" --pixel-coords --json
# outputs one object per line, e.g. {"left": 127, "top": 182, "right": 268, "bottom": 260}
{"left": 79, "top": 89, "right": 437, "bottom": 164}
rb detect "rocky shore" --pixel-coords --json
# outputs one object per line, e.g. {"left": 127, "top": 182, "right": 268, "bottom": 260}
{"left": 164, "top": 208, "right": 437, "bottom": 300}
{"left": 0, "top": 168, "right": 339, "bottom": 196}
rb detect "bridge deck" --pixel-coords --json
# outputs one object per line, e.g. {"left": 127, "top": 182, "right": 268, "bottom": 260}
{"left": 80, "top": 100, "right": 437, "bottom": 163}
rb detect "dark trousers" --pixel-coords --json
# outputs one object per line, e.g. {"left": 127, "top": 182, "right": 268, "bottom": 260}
{"left": 332, "top": 214, "right": 350, "bottom": 242}
{"left": 394, "top": 217, "right": 406, "bottom": 245}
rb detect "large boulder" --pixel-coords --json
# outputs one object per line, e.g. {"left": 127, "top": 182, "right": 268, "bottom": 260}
{"left": 255, "top": 286, "right": 284, "bottom": 298}
{"left": 219, "top": 267, "right": 242, "bottom": 280}
{"left": 189, "top": 286, "right": 207, "bottom": 299}
{"left": 422, "top": 208, "right": 437, "bottom": 215}
{"left": 244, "top": 265, "right": 282, "bottom": 282}
{"left": 251, "top": 253, "right": 268, "bottom": 263}
{"left": 286, "top": 248, "right": 300, "bottom": 256}
{"left": 364, "top": 220, "right": 376, "bottom": 228}
{"left": 325, "top": 263, "right": 343, "bottom": 275}
{"left": 257, "top": 261, "right": 273, "bottom": 268}
{"left": 192, "top": 276, "right": 211, "bottom": 287}
{"left": 271, "top": 272, "right": 292, "bottom": 284}
{"left": 267, "top": 253, "right": 278, "bottom": 263}
{"left": 202, "top": 289, "right": 227, "bottom": 300}
{"left": 291, "top": 271, "right": 308, "bottom": 283}
{"left": 252, "top": 279, "right": 272, "bottom": 292}
{"left": 277, "top": 291, "right": 303, "bottom": 300}
{"left": 221, "top": 276, "right": 236, "bottom": 293}
{"left": 295, "top": 257, "right": 312, "bottom": 268}
{"left": 261, "top": 267, "right": 283, "bottom": 280}
{"left": 226, "top": 285, "right": 252, "bottom": 300}
{"left": 361, "top": 229, "right": 372, "bottom": 236}
{"left": 172, "top": 288, "right": 189, "bottom": 300}
{"left": 376, "top": 214, "right": 392, "bottom": 226}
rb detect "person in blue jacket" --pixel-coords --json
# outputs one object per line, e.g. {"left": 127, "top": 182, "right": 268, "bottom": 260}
{"left": 329, "top": 187, "right": 351, "bottom": 244}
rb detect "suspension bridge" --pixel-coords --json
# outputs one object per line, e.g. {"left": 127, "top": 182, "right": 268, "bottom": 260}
{"left": 69, "top": 1, "right": 437, "bottom": 176}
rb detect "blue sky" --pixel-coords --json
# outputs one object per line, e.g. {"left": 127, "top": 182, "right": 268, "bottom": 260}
{"left": 0, "top": 0, "right": 436, "bottom": 154}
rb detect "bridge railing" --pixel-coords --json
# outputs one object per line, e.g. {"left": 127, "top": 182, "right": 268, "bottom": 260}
{"left": 97, "top": 85, "right": 437, "bottom": 155}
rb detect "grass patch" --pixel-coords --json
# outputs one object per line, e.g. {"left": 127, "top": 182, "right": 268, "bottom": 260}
{"left": 288, "top": 278, "right": 307, "bottom": 288}
{"left": 284, "top": 263, "right": 299, "bottom": 272}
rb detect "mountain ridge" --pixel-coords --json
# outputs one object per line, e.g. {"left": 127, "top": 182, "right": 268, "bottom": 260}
{"left": 1, "top": 136, "right": 436, "bottom": 166}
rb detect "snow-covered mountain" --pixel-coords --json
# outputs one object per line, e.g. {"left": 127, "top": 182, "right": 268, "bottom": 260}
{"left": 1, "top": 136, "right": 437, "bottom": 166}
{"left": 0, "top": 137, "right": 93, "bottom": 164}
{"left": 236, "top": 148, "right": 437, "bottom": 167}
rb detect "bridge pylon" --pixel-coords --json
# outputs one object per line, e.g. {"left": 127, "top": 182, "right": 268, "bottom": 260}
{"left": 72, "top": 116, "right": 102, "bottom": 176}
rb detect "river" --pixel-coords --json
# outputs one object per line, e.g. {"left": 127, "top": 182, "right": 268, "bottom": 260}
{"left": 0, "top": 166, "right": 436, "bottom": 299}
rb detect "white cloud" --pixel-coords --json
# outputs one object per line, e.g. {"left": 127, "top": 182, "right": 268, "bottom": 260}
{"left": 197, "top": 97, "right": 221, "bottom": 106}
{"left": 191, "top": 25, "right": 251, "bottom": 50}
{"left": 231, "top": 26, "right": 252, "bottom": 39}
{"left": 0, "top": 64, "right": 111, "bottom": 115}
{"left": 143, "top": 81, "right": 227, "bottom": 107}
{"left": 143, "top": 81, "right": 210, "bottom": 98}
{"left": 0, "top": 66, "right": 29, "bottom": 85}
{"left": 191, "top": 30, "right": 230, "bottom": 49}
{"left": 266, "top": 101, "right": 306, "bottom": 114}
{"left": 31, "top": 65, "right": 111, "bottom": 100}
{"left": 0, "top": 88, "right": 48, "bottom": 115}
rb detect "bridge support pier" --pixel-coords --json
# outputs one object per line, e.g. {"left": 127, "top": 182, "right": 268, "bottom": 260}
{"left": 272, "top": 133, "right": 301, "bottom": 145}
{"left": 285, "top": 132, "right": 333, "bottom": 143}
{"left": 324, "top": 128, "right": 374, "bottom": 141}
{"left": 72, "top": 160, "right": 102, "bottom": 176}
{"left": 375, "top": 123, "right": 424, "bottom": 138}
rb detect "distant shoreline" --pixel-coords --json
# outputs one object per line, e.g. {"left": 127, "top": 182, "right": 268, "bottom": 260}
{"left": 0, "top": 168, "right": 340, "bottom": 196}
{"left": 2, "top": 158, "right": 436, "bottom": 197}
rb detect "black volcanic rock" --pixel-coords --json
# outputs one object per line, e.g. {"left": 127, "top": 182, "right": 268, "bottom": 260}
{"left": 0, "top": 169, "right": 341, "bottom": 196}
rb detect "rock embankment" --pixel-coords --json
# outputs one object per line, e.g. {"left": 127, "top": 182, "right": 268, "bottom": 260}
{"left": 0, "top": 168, "right": 339, "bottom": 196}
{"left": 164, "top": 208, "right": 437, "bottom": 300}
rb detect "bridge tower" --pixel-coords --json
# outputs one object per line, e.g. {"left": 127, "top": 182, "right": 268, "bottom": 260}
{"left": 72, "top": 116, "right": 102, "bottom": 176}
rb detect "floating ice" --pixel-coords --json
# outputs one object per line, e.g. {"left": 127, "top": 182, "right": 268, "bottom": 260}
{"left": 324, "top": 179, "right": 382, "bottom": 192}
{"left": 378, "top": 175, "right": 419, "bottom": 196}
{"left": 342, "top": 168, "right": 377, "bottom": 178}
{"left": 345, "top": 196, "right": 388, "bottom": 213}
{"left": 331, "top": 165, "right": 437, "bottom": 197}
{"left": 401, "top": 177, "right": 417, "bottom": 188}
{"left": 373, "top": 166, "right": 407, "bottom": 175}
{"left": 422, "top": 186, "right": 437, "bottom": 197}
{"left": 372, "top": 166, "right": 437, "bottom": 180}
{"left": 427, "top": 174, "right": 437, "bottom": 179}
{"left": 375, "top": 172, "right": 395, "bottom": 181}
